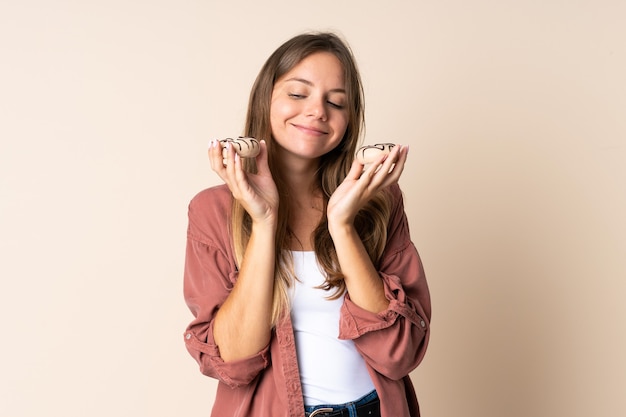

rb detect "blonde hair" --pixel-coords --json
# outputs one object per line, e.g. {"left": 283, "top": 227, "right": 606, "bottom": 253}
{"left": 232, "top": 32, "right": 392, "bottom": 324}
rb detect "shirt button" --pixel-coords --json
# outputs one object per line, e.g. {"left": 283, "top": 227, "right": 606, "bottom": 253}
{"left": 186, "top": 333, "right": 192, "bottom": 340}
{"left": 420, "top": 320, "right": 426, "bottom": 328}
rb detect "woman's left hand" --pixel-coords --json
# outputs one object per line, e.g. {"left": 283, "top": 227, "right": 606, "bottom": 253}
{"left": 327, "top": 144, "right": 408, "bottom": 233}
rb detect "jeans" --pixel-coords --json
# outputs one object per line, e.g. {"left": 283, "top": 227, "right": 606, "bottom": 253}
{"left": 304, "top": 390, "right": 379, "bottom": 417}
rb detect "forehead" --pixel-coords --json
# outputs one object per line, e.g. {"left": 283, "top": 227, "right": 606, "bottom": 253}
{"left": 278, "top": 52, "right": 345, "bottom": 89}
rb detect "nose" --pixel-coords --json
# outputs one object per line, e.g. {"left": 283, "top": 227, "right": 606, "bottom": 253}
{"left": 305, "top": 98, "right": 327, "bottom": 121}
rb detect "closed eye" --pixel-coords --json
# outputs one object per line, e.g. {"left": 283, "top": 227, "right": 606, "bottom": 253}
{"left": 288, "top": 93, "right": 344, "bottom": 109}
{"left": 327, "top": 100, "right": 344, "bottom": 109}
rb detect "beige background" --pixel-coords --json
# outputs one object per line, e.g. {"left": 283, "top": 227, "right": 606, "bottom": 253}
{"left": 1, "top": 1, "right": 625, "bottom": 416}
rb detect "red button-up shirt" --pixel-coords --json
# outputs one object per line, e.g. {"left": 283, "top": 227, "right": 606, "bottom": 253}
{"left": 183, "top": 184, "right": 431, "bottom": 417}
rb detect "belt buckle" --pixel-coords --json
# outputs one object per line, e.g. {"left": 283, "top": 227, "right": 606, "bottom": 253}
{"left": 308, "top": 407, "right": 334, "bottom": 417}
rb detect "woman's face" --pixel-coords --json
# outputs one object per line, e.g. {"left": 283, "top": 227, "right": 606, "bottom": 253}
{"left": 270, "top": 52, "right": 349, "bottom": 163}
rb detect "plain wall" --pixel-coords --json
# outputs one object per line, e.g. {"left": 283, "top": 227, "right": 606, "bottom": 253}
{"left": 1, "top": 1, "right": 624, "bottom": 416}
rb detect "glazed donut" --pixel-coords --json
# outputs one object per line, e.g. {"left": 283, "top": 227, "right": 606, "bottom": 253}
{"left": 220, "top": 136, "right": 261, "bottom": 159}
{"left": 355, "top": 143, "right": 396, "bottom": 165}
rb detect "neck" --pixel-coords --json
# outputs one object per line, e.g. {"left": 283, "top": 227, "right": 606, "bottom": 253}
{"left": 275, "top": 155, "right": 321, "bottom": 202}
{"left": 272, "top": 152, "right": 325, "bottom": 251}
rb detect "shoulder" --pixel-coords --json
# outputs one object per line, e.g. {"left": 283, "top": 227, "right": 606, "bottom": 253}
{"left": 189, "top": 184, "right": 232, "bottom": 213}
{"left": 187, "top": 184, "right": 233, "bottom": 245}
{"left": 386, "top": 183, "right": 404, "bottom": 205}
{"left": 384, "top": 183, "right": 412, "bottom": 251}
{"left": 384, "top": 183, "right": 406, "bottom": 217}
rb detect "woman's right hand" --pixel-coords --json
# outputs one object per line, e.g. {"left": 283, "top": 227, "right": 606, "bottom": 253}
{"left": 208, "top": 139, "right": 278, "bottom": 362}
{"left": 209, "top": 139, "right": 279, "bottom": 226}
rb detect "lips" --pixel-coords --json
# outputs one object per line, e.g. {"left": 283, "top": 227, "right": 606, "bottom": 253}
{"left": 292, "top": 123, "right": 328, "bottom": 135}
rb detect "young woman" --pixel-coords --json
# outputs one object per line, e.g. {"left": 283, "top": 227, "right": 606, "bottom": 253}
{"left": 183, "top": 32, "right": 431, "bottom": 417}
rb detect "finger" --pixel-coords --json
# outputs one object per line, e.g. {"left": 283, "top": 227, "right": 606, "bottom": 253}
{"left": 347, "top": 158, "right": 366, "bottom": 180}
{"left": 394, "top": 145, "right": 409, "bottom": 173}
{"left": 255, "top": 140, "right": 271, "bottom": 176}
{"left": 233, "top": 151, "right": 248, "bottom": 190}
{"left": 229, "top": 142, "right": 257, "bottom": 202}
{"left": 360, "top": 149, "right": 390, "bottom": 182}
{"left": 208, "top": 139, "right": 227, "bottom": 176}
{"left": 380, "top": 143, "right": 402, "bottom": 174}
{"left": 223, "top": 140, "right": 239, "bottom": 181}
{"left": 379, "top": 145, "right": 408, "bottom": 187}
{"left": 368, "top": 144, "right": 406, "bottom": 189}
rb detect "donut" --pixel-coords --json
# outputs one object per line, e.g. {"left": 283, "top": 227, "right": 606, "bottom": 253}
{"left": 355, "top": 143, "right": 396, "bottom": 165}
{"left": 219, "top": 136, "right": 261, "bottom": 159}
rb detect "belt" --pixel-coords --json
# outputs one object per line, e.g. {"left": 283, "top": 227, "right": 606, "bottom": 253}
{"left": 305, "top": 397, "right": 380, "bottom": 417}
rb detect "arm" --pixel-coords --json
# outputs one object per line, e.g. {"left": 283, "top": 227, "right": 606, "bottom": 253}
{"left": 328, "top": 223, "right": 390, "bottom": 313}
{"left": 339, "top": 186, "right": 431, "bottom": 380}
{"left": 208, "top": 139, "right": 279, "bottom": 362}
{"left": 327, "top": 144, "right": 408, "bottom": 313}
{"left": 327, "top": 145, "right": 430, "bottom": 379}
{"left": 183, "top": 190, "right": 271, "bottom": 387}
{"left": 182, "top": 140, "right": 279, "bottom": 387}
{"left": 212, "top": 220, "right": 277, "bottom": 361}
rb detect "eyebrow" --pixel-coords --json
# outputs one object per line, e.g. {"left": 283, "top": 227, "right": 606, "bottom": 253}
{"left": 284, "top": 77, "right": 346, "bottom": 94}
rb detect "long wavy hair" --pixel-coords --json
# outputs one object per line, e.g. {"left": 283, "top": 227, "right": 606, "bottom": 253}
{"left": 232, "top": 32, "right": 392, "bottom": 324}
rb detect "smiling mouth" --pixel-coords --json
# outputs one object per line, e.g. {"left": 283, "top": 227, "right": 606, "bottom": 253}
{"left": 293, "top": 124, "right": 328, "bottom": 135}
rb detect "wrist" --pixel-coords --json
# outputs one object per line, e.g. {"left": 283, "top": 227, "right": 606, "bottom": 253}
{"left": 252, "top": 217, "right": 278, "bottom": 234}
{"left": 328, "top": 220, "right": 356, "bottom": 241}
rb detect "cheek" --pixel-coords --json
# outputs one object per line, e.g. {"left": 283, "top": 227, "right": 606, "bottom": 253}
{"left": 334, "top": 114, "right": 349, "bottom": 137}
{"left": 270, "top": 100, "right": 292, "bottom": 126}
{"left": 270, "top": 104, "right": 296, "bottom": 141}
{"left": 269, "top": 91, "right": 288, "bottom": 137}
{"left": 269, "top": 102, "right": 282, "bottom": 133}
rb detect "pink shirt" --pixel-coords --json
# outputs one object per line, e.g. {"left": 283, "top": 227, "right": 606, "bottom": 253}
{"left": 183, "top": 184, "right": 431, "bottom": 417}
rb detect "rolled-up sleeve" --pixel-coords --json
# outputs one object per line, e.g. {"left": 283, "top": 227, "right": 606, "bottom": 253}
{"left": 338, "top": 186, "right": 431, "bottom": 380}
{"left": 182, "top": 189, "right": 271, "bottom": 388}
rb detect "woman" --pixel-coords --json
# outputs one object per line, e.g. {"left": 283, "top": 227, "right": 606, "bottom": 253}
{"left": 183, "top": 32, "right": 431, "bottom": 417}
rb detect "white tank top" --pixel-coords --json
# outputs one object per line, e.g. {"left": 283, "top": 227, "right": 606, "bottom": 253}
{"left": 289, "top": 251, "right": 375, "bottom": 406}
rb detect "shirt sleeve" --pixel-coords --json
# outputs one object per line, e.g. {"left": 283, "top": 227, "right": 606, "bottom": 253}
{"left": 182, "top": 190, "right": 271, "bottom": 388}
{"left": 338, "top": 185, "right": 431, "bottom": 381}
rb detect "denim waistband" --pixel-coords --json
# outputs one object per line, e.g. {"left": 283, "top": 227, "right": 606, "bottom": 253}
{"left": 304, "top": 390, "right": 379, "bottom": 417}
